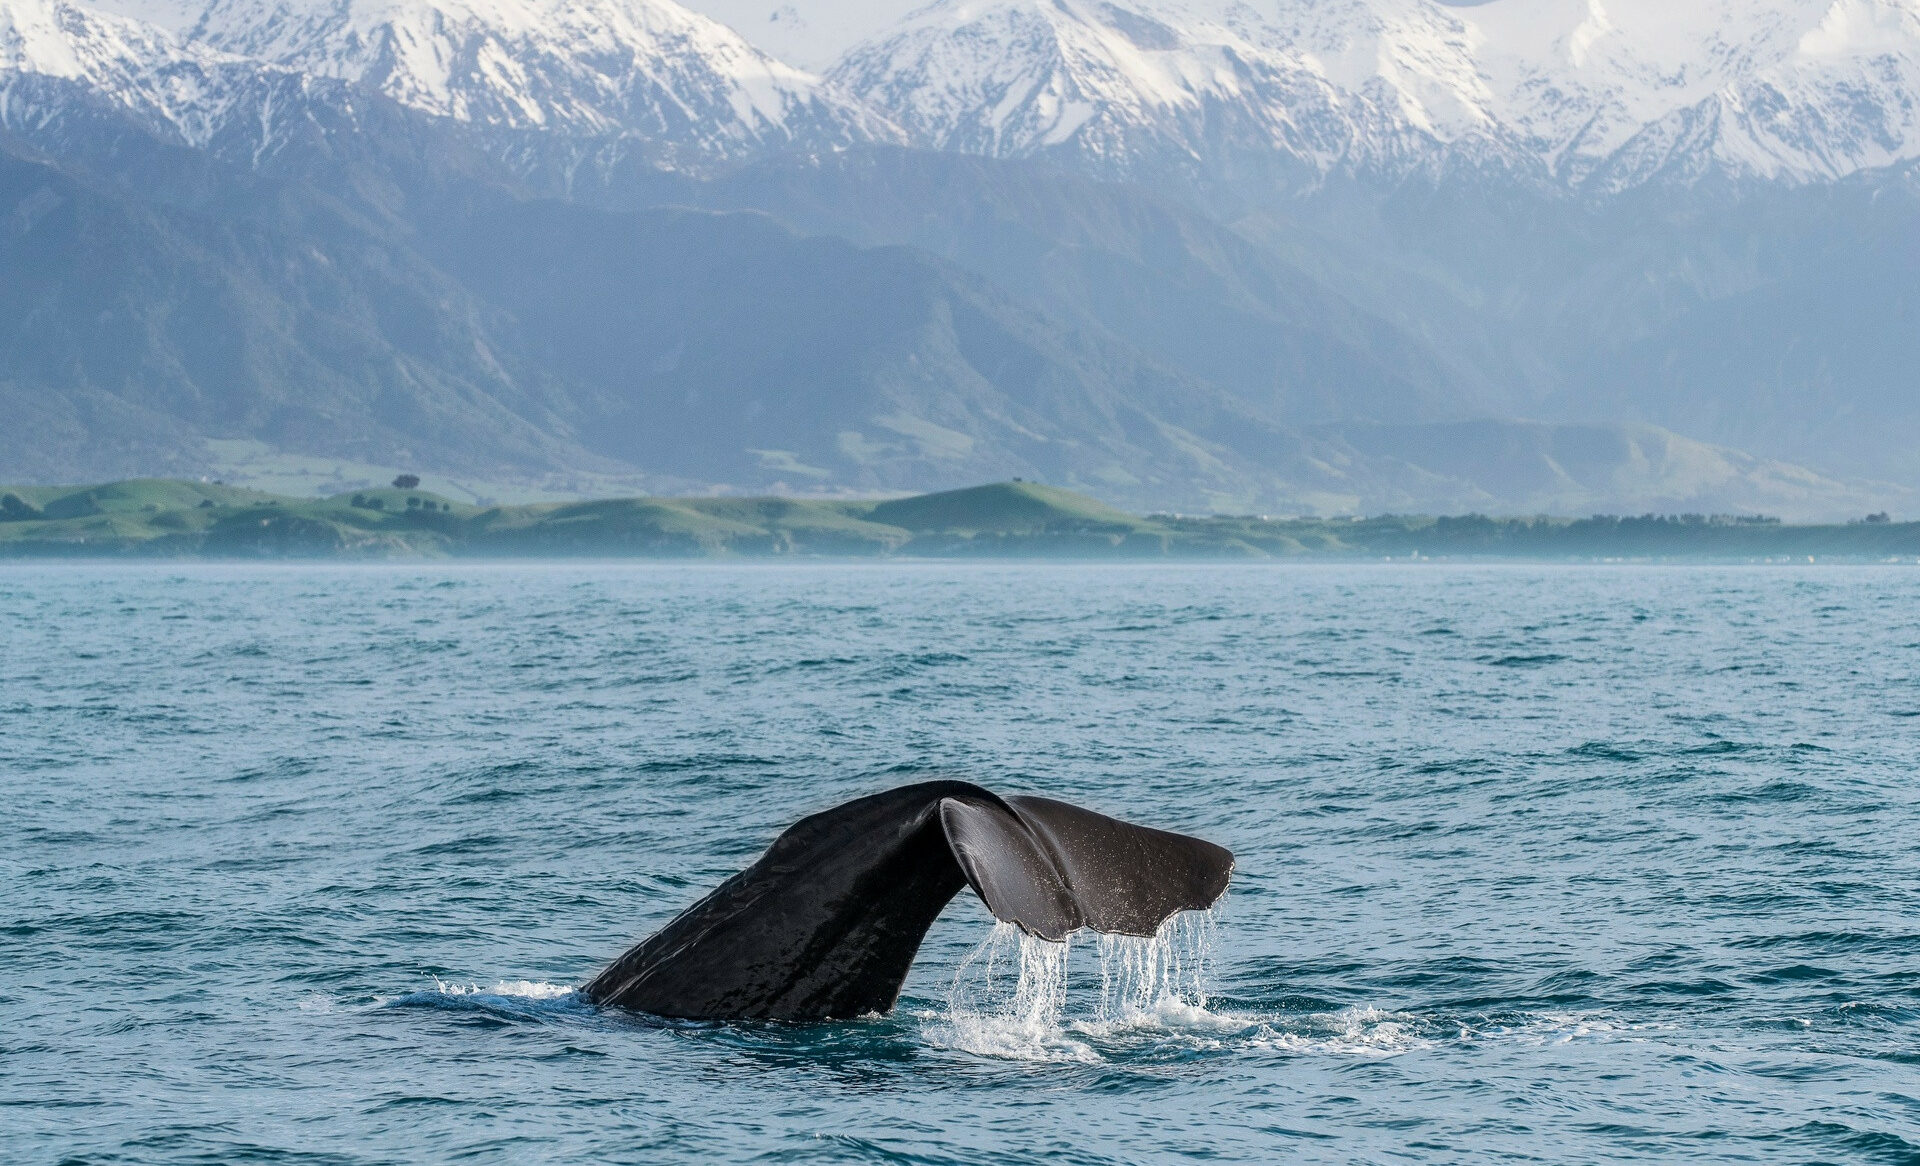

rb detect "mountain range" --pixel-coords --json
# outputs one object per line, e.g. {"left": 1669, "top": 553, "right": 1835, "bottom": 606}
{"left": 1, "top": 0, "right": 1915, "bottom": 517}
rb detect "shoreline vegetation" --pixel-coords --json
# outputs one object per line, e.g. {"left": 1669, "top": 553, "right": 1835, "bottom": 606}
{"left": 1, "top": 479, "right": 1916, "bottom": 562}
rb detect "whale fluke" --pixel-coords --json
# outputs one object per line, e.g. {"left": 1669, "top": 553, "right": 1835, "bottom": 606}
{"left": 583, "top": 781, "right": 1232, "bottom": 1021}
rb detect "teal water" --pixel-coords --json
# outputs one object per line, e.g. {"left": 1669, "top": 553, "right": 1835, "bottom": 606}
{"left": 4, "top": 564, "right": 1918, "bottom": 1164}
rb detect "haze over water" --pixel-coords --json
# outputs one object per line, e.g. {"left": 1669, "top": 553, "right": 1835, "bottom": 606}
{"left": 5, "top": 564, "right": 1918, "bottom": 1164}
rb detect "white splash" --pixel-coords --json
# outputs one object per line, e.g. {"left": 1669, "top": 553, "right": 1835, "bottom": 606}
{"left": 938, "top": 922, "right": 1094, "bottom": 1061}
{"left": 428, "top": 977, "right": 577, "bottom": 999}
{"left": 1243, "top": 1004, "right": 1434, "bottom": 1057}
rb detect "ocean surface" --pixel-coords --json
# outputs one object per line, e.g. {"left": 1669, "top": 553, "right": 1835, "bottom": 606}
{"left": 4, "top": 563, "right": 1918, "bottom": 1164}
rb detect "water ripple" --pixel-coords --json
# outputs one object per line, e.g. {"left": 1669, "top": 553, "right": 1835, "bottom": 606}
{"left": 4, "top": 563, "right": 1919, "bottom": 1164}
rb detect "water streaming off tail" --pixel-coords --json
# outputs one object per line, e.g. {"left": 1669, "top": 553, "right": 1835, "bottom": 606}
{"left": 942, "top": 923, "right": 1078, "bottom": 1058}
{"left": 1095, "top": 909, "right": 1217, "bottom": 1024}
{"left": 936, "top": 911, "right": 1220, "bottom": 1060}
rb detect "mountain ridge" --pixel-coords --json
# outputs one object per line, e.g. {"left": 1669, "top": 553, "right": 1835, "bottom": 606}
{"left": 11, "top": 0, "right": 1920, "bottom": 190}
{"left": 1, "top": 0, "right": 1915, "bottom": 518}
{"left": 826, "top": 0, "right": 1920, "bottom": 193}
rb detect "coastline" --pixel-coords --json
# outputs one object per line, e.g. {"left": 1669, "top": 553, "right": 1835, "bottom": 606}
{"left": 4, "top": 479, "right": 1916, "bottom": 562}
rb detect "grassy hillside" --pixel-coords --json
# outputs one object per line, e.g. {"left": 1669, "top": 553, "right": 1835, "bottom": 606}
{"left": 864, "top": 482, "right": 1137, "bottom": 532}
{"left": 2, "top": 479, "right": 1918, "bottom": 560}
{"left": 466, "top": 497, "right": 912, "bottom": 557}
{"left": 0, "top": 480, "right": 475, "bottom": 558}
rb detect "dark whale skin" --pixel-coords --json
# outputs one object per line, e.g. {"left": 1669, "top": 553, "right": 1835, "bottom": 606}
{"left": 583, "top": 781, "right": 1232, "bottom": 1021}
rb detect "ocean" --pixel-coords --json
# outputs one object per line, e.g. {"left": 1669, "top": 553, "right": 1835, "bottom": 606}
{"left": 5, "top": 563, "right": 1917, "bottom": 1163}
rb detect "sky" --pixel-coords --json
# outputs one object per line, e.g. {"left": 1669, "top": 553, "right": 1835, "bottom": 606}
{"left": 680, "top": 0, "right": 925, "bottom": 68}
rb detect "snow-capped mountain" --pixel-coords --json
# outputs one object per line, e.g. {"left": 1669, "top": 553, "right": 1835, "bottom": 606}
{"left": 826, "top": 0, "right": 1420, "bottom": 181}
{"left": 4, "top": 0, "right": 1916, "bottom": 520}
{"left": 1, "top": 0, "right": 894, "bottom": 167}
{"left": 824, "top": 0, "right": 1920, "bottom": 188}
{"left": 0, "top": 0, "right": 292, "bottom": 146}
{"left": 1253, "top": 0, "right": 1920, "bottom": 186}
{"left": 177, "top": 0, "right": 890, "bottom": 150}
{"left": 7, "top": 0, "right": 1917, "bottom": 187}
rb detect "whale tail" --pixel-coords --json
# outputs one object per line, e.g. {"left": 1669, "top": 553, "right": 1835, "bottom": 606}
{"left": 582, "top": 782, "right": 1232, "bottom": 1021}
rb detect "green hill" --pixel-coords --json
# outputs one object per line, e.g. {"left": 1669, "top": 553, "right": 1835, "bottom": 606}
{"left": 862, "top": 482, "right": 1144, "bottom": 534}
{"left": 0, "top": 481, "right": 475, "bottom": 557}
{"left": 465, "top": 497, "right": 909, "bottom": 557}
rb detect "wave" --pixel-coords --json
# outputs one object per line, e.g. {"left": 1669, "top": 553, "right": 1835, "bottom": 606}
{"left": 378, "top": 978, "right": 591, "bottom": 1023}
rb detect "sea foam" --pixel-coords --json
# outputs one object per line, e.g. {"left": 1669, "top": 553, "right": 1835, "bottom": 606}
{"left": 428, "top": 977, "right": 578, "bottom": 999}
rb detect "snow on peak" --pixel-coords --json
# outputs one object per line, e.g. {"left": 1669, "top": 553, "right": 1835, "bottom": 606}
{"left": 1798, "top": 0, "right": 1920, "bottom": 58}
{"left": 0, "top": 0, "right": 279, "bottom": 145}
{"left": 168, "top": 0, "right": 891, "bottom": 145}
{"left": 825, "top": 0, "right": 1920, "bottom": 184}
{"left": 6, "top": 0, "right": 1918, "bottom": 185}
{"left": 180, "top": 0, "right": 750, "bottom": 128}
{"left": 827, "top": 0, "right": 1407, "bottom": 171}
{"left": 2, "top": 0, "right": 895, "bottom": 161}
